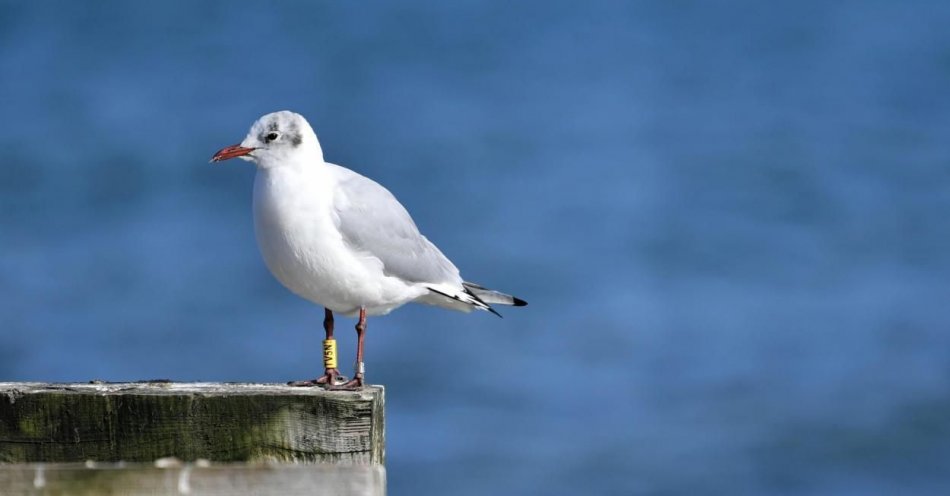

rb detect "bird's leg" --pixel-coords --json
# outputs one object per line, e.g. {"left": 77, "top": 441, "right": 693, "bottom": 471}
{"left": 317, "top": 308, "right": 346, "bottom": 386}
{"left": 329, "top": 307, "right": 366, "bottom": 390}
{"left": 289, "top": 308, "right": 347, "bottom": 387}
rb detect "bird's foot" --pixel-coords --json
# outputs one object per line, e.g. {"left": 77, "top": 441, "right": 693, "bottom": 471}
{"left": 325, "top": 374, "right": 363, "bottom": 391}
{"left": 287, "top": 368, "right": 348, "bottom": 387}
{"left": 326, "top": 362, "right": 364, "bottom": 390}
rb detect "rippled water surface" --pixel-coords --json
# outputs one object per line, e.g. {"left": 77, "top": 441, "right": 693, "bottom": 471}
{"left": 2, "top": 2, "right": 949, "bottom": 494}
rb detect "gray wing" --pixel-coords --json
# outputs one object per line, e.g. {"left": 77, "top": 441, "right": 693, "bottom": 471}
{"left": 329, "top": 164, "right": 462, "bottom": 285}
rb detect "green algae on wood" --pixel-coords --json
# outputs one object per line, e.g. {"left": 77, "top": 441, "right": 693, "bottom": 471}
{"left": 0, "top": 382, "right": 385, "bottom": 465}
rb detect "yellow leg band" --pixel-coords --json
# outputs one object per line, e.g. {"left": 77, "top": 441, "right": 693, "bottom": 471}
{"left": 322, "top": 339, "right": 338, "bottom": 369}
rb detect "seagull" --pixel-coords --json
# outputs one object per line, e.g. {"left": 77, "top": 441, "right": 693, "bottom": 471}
{"left": 211, "top": 111, "right": 526, "bottom": 389}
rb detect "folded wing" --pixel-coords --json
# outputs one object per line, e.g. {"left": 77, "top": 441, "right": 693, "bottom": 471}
{"left": 329, "top": 164, "right": 462, "bottom": 286}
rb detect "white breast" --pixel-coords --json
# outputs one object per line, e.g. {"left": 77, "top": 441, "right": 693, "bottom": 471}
{"left": 251, "top": 164, "right": 422, "bottom": 316}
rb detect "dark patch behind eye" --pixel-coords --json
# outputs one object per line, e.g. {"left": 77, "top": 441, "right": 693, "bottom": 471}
{"left": 286, "top": 121, "right": 302, "bottom": 146}
{"left": 264, "top": 119, "right": 302, "bottom": 146}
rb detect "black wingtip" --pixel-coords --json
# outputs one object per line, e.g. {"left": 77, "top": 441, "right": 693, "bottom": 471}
{"left": 512, "top": 297, "right": 527, "bottom": 307}
{"left": 487, "top": 306, "right": 503, "bottom": 318}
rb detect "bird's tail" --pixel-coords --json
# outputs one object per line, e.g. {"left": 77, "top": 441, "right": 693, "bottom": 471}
{"left": 423, "top": 282, "right": 527, "bottom": 318}
{"left": 462, "top": 282, "right": 528, "bottom": 308}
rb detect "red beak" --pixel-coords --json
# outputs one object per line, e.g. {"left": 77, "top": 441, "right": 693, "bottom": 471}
{"left": 210, "top": 144, "right": 256, "bottom": 163}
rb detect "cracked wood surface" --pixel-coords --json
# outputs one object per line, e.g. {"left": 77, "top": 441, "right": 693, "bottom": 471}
{"left": 0, "top": 382, "right": 385, "bottom": 465}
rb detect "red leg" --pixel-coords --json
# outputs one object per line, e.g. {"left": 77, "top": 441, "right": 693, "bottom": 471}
{"left": 329, "top": 307, "right": 366, "bottom": 390}
{"left": 289, "top": 308, "right": 347, "bottom": 387}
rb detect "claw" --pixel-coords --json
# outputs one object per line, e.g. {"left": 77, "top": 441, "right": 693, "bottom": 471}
{"left": 288, "top": 368, "right": 348, "bottom": 387}
{"left": 325, "top": 376, "right": 363, "bottom": 391}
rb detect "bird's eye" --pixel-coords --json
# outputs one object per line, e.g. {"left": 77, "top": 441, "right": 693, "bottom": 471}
{"left": 265, "top": 132, "right": 280, "bottom": 142}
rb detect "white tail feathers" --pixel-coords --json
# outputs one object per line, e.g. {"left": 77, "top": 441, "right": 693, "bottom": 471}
{"left": 422, "top": 282, "right": 526, "bottom": 318}
{"left": 462, "top": 282, "right": 527, "bottom": 307}
{"left": 424, "top": 284, "right": 493, "bottom": 314}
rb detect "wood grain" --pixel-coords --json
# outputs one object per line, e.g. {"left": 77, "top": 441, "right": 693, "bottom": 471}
{"left": 0, "top": 382, "right": 385, "bottom": 465}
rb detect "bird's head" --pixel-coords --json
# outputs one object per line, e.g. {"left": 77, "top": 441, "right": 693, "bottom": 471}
{"left": 211, "top": 110, "right": 323, "bottom": 168}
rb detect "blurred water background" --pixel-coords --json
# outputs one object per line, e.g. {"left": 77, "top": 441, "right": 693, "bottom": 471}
{"left": 2, "top": 1, "right": 949, "bottom": 494}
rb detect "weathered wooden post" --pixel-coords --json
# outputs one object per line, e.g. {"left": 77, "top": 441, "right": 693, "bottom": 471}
{"left": 0, "top": 382, "right": 385, "bottom": 495}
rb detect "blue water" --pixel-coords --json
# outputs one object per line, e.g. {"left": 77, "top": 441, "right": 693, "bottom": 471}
{"left": 2, "top": 1, "right": 950, "bottom": 494}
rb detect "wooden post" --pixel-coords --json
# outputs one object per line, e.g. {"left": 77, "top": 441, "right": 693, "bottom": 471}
{"left": 0, "top": 382, "right": 385, "bottom": 465}
{"left": 0, "top": 463, "right": 386, "bottom": 496}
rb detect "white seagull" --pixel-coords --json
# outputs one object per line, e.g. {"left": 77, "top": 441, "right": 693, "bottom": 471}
{"left": 211, "top": 111, "right": 526, "bottom": 389}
